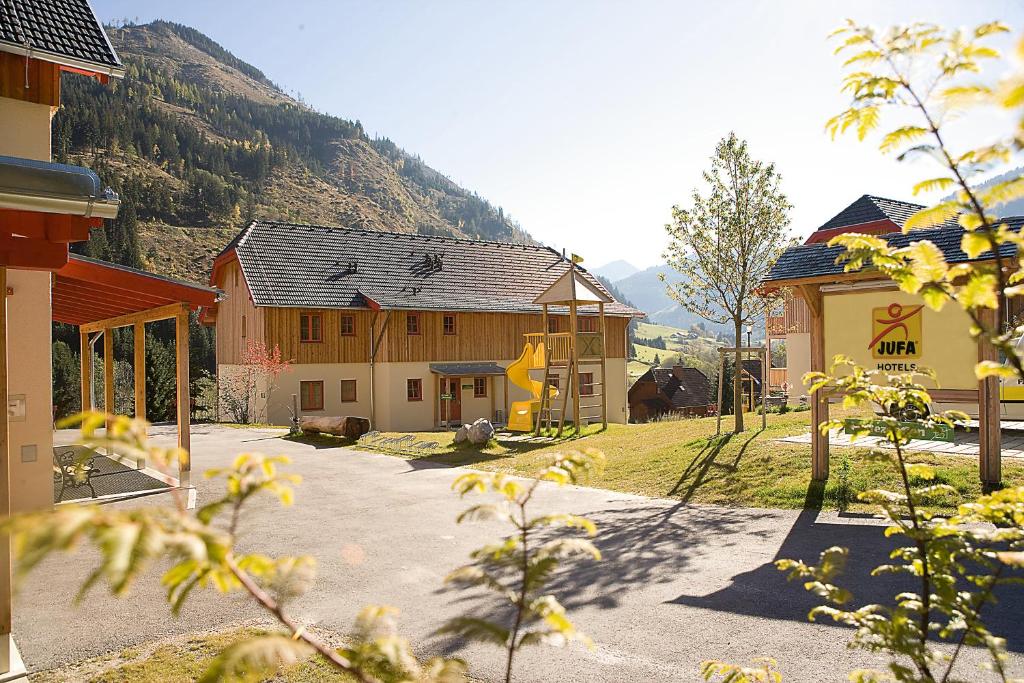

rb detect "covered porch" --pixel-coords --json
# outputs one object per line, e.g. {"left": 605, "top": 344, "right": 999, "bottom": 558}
{"left": 429, "top": 362, "right": 507, "bottom": 428}
{"left": 51, "top": 254, "right": 219, "bottom": 501}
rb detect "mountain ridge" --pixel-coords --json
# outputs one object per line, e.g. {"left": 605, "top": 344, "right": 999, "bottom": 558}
{"left": 56, "top": 20, "right": 532, "bottom": 281}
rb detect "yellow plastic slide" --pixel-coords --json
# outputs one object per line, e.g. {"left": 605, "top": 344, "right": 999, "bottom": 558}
{"left": 506, "top": 342, "right": 557, "bottom": 432}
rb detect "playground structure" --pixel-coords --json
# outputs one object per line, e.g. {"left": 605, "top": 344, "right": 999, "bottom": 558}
{"left": 506, "top": 259, "right": 612, "bottom": 435}
{"left": 506, "top": 342, "right": 555, "bottom": 431}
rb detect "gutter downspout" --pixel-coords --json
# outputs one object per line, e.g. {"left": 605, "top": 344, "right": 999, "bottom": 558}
{"left": 368, "top": 310, "right": 392, "bottom": 430}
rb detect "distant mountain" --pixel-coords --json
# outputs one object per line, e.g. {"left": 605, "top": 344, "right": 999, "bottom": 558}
{"left": 615, "top": 265, "right": 747, "bottom": 335}
{"left": 56, "top": 20, "right": 532, "bottom": 281}
{"left": 959, "top": 167, "right": 1024, "bottom": 218}
{"left": 614, "top": 265, "right": 707, "bottom": 330}
{"left": 592, "top": 259, "right": 639, "bottom": 282}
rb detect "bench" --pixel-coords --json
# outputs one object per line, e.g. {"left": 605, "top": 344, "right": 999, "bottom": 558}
{"left": 53, "top": 446, "right": 99, "bottom": 501}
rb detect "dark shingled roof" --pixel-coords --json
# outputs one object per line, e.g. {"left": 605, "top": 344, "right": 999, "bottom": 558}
{"left": 0, "top": 0, "right": 123, "bottom": 73}
{"left": 741, "top": 358, "right": 763, "bottom": 389}
{"left": 765, "top": 218, "right": 1024, "bottom": 284}
{"left": 816, "top": 195, "right": 959, "bottom": 233}
{"left": 228, "top": 220, "right": 641, "bottom": 317}
{"left": 637, "top": 366, "right": 713, "bottom": 410}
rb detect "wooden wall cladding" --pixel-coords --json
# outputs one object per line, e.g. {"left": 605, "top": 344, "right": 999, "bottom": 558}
{"left": 256, "top": 309, "right": 629, "bottom": 364}
{"left": 0, "top": 53, "right": 60, "bottom": 106}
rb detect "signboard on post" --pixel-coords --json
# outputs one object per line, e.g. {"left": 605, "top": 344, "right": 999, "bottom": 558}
{"left": 823, "top": 290, "right": 976, "bottom": 389}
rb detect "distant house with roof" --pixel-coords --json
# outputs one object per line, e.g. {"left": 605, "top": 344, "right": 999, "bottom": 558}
{"left": 205, "top": 220, "right": 642, "bottom": 431}
{"left": 627, "top": 366, "right": 714, "bottom": 422}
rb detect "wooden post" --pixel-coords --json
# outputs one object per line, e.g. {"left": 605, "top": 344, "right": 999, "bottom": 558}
{"left": 502, "top": 372, "right": 509, "bottom": 425}
{"left": 0, "top": 267, "right": 12, "bottom": 669}
{"left": 489, "top": 376, "right": 496, "bottom": 422}
{"left": 175, "top": 310, "right": 191, "bottom": 487}
{"left": 569, "top": 305, "right": 580, "bottom": 434}
{"left": 716, "top": 351, "right": 724, "bottom": 436}
{"left": 598, "top": 301, "right": 607, "bottom": 429}
{"left": 133, "top": 322, "right": 145, "bottom": 424}
{"left": 761, "top": 348, "right": 767, "bottom": 430}
{"left": 801, "top": 285, "right": 828, "bottom": 481}
{"left": 434, "top": 375, "right": 441, "bottom": 428}
{"left": 978, "top": 307, "right": 1001, "bottom": 486}
{"left": 79, "top": 329, "right": 91, "bottom": 413}
{"left": 103, "top": 328, "right": 114, "bottom": 428}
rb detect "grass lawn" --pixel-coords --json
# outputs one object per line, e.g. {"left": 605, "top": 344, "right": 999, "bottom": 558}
{"left": 33, "top": 626, "right": 357, "bottom": 682}
{"left": 631, "top": 342, "right": 679, "bottom": 366}
{"left": 354, "top": 410, "right": 1024, "bottom": 515}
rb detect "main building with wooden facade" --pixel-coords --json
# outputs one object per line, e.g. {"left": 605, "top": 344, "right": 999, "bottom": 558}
{"left": 205, "top": 220, "right": 641, "bottom": 431}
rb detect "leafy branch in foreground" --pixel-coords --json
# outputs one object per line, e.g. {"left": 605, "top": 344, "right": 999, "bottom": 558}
{"left": 10, "top": 412, "right": 465, "bottom": 683}
{"left": 437, "top": 449, "right": 605, "bottom": 683}
{"left": 779, "top": 359, "right": 1023, "bottom": 683}
{"left": 826, "top": 20, "right": 1024, "bottom": 382}
{"left": 701, "top": 657, "right": 782, "bottom": 683}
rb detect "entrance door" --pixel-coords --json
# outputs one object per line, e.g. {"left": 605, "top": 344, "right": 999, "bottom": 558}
{"left": 442, "top": 377, "right": 462, "bottom": 424}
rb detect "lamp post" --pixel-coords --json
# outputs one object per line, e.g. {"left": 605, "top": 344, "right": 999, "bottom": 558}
{"left": 745, "top": 324, "right": 752, "bottom": 348}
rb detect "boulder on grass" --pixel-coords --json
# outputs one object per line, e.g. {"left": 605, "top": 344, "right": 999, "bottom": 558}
{"left": 467, "top": 418, "right": 495, "bottom": 445}
{"left": 300, "top": 416, "right": 370, "bottom": 439}
{"left": 454, "top": 425, "right": 469, "bottom": 444}
{"left": 342, "top": 416, "right": 371, "bottom": 439}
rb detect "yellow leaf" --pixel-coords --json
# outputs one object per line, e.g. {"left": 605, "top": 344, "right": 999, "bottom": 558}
{"left": 975, "top": 361, "right": 1018, "bottom": 379}
{"left": 857, "top": 106, "right": 880, "bottom": 141}
{"left": 920, "top": 286, "right": 949, "bottom": 311}
{"left": 997, "top": 551, "right": 1024, "bottom": 567}
{"left": 903, "top": 202, "right": 959, "bottom": 232}
{"left": 906, "top": 240, "right": 948, "bottom": 281}
{"left": 981, "top": 176, "right": 1024, "bottom": 208}
{"left": 961, "top": 231, "right": 993, "bottom": 259}
{"left": 912, "top": 177, "right": 955, "bottom": 196}
{"left": 959, "top": 273, "right": 999, "bottom": 309}
{"left": 880, "top": 126, "right": 928, "bottom": 155}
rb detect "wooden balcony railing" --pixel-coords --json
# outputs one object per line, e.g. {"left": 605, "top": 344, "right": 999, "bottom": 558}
{"left": 767, "top": 315, "right": 786, "bottom": 337}
{"left": 524, "top": 332, "right": 571, "bottom": 363}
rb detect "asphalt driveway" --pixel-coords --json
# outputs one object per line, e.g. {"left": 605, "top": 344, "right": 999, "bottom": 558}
{"left": 21, "top": 425, "right": 1024, "bottom": 682}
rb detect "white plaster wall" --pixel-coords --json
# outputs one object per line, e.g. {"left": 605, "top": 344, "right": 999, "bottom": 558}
{"left": 7, "top": 271, "right": 55, "bottom": 512}
{"left": 0, "top": 99, "right": 50, "bottom": 160}
{"left": 222, "top": 355, "right": 630, "bottom": 433}
{"left": 0, "top": 96, "right": 55, "bottom": 511}
{"left": 373, "top": 362, "right": 435, "bottom": 432}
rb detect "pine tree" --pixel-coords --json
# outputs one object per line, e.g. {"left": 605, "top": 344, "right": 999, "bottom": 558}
{"left": 145, "top": 333, "right": 177, "bottom": 422}
{"left": 52, "top": 341, "right": 81, "bottom": 420}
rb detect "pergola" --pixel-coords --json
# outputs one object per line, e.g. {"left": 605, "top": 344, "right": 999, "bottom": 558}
{"left": 52, "top": 254, "right": 219, "bottom": 488}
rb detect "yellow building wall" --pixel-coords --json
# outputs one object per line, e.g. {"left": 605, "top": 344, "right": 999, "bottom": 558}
{"left": 786, "top": 331, "right": 811, "bottom": 399}
{"left": 0, "top": 96, "right": 56, "bottom": 511}
{"left": 823, "top": 289, "right": 977, "bottom": 390}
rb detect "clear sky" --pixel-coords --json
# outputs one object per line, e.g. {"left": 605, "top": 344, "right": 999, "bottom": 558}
{"left": 91, "top": 0, "right": 1024, "bottom": 271}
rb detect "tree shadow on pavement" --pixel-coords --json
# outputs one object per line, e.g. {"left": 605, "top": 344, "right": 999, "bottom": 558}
{"left": 666, "top": 429, "right": 762, "bottom": 502}
{"left": 667, "top": 482, "right": 1024, "bottom": 654}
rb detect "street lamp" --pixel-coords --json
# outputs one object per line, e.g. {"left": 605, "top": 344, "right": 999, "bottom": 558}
{"left": 745, "top": 324, "right": 752, "bottom": 348}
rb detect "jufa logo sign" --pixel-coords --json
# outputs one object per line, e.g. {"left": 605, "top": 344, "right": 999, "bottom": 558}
{"left": 869, "top": 303, "right": 923, "bottom": 359}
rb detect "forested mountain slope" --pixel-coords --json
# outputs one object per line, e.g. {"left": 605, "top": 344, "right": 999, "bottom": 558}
{"left": 56, "top": 20, "right": 531, "bottom": 281}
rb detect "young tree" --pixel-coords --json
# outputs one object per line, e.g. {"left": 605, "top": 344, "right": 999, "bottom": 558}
{"left": 663, "top": 133, "right": 792, "bottom": 432}
{"left": 221, "top": 340, "right": 292, "bottom": 424}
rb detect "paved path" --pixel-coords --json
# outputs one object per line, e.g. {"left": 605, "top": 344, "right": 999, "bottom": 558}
{"left": 18, "top": 426, "right": 1024, "bottom": 682}
{"left": 780, "top": 427, "right": 1024, "bottom": 458}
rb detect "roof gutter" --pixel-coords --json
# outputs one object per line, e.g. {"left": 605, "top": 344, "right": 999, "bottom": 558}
{"left": 0, "top": 189, "right": 119, "bottom": 219}
{"left": 0, "top": 42, "right": 126, "bottom": 79}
